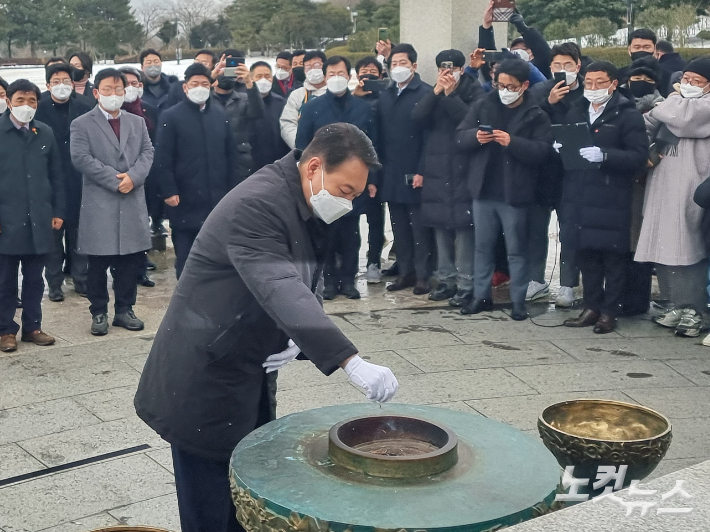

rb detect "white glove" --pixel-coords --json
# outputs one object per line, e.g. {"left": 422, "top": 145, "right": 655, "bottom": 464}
{"left": 579, "top": 146, "right": 604, "bottom": 163}
{"left": 344, "top": 355, "right": 399, "bottom": 402}
{"left": 553, "top": 141, "right": 562, "bottom": 153}
{"left": 262, "top": 340, "right": 301, "bottom": 373}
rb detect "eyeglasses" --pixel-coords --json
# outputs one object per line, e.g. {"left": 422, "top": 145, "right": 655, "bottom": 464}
{"left": 304, "top": 63, "right": 323, "bottom": 72}
{"left": 492, "top": 82, "right": 521, "bottom": 92}
{"left": 552, "top": 63, "right": 577, "bottom": 72}
{"left": 98, "top": 87, "right": 125, "bottom": 96}
{"left": 49, "top": 79, "right": 72, "bottom": 87}
{"left": 681, "top": 77, "right": 709, "bottom": 87}
{"left": 583, "top": 79, "right": 612, "bottom": 90}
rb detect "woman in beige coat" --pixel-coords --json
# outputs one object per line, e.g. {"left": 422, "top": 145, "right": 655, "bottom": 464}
{"left": 636, "top": 58, "right": 710, "bottom": 338}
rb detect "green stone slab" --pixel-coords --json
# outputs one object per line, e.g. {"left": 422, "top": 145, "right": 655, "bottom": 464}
{"left": 230, "top": 404, "right": 562, "bottom": 532}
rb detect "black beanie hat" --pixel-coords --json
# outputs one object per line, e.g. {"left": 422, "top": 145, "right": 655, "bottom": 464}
{"left": 435, "top": 49, "right": 466, "bottom": 68}
{"left": 684, "top": 57, "right": 710, "bottom": 81}
{"left": 627, "top": 55, "right": 663, "bottom": 84}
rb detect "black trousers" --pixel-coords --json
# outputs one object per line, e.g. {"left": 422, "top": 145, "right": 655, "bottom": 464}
{"left": 363, "top": 198, "right": 385, "bottom": 266}
{"left": 324, "top": 214, "right": 361, "bottom": 288}
{"left": 577, "top": 249, "right": 627, "bottom": 317}
{"left": 87, "top": 253, "right": 142, "bottom": 316}
{"left": 172, "top": 446, "right": 244, "bottom": 532}
{"left": 145, "top": 171, "right": 165, "bottom": 224}
{"left": 45, "top": 225, "right": 88, "bottom": 291}
{"left": 388, "top": 203, "right": 434, "bottom": 280}
{"left": 0, "top": 254, "right": 45, "bottom": 335}
{"left": 172, "top": 228, "right": 200, "bottom": 280}
{"left": 621, "top": 254, "right": 652, "bottom": 315}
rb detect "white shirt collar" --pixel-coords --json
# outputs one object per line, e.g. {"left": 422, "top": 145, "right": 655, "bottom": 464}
{"left": 588, "top": 102, "right": 607, "bottom": 124}
{"left": 9, "top": 113, "right": 30, "bottom": 130}
{"left": 99, "top": 106, "right": 121, "bottom": 120}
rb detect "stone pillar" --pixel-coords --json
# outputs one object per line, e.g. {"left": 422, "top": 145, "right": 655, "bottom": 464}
{"left": 400, "top": 0, "right": 507, "bottom": 84}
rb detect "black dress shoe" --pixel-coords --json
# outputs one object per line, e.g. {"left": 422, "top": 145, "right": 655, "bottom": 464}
{"left": 413, "top": 279, "right": 431, "bottom": 295}
{"left": 340, "top": 284, "right": 361, "bottom": 299}
{"left": 511, "top": 302, "right": 528, "bottom": 321}
{"left": 461, "top": 298, "right": 494, "bottom": 315}
{"left": 386, "top": 274, "right": 416, "bottom": 292}
{"left": 381, "top": 262, "right": 399, "bottom": 277}
{"left": 138, "top": 275, "right": 155, "bottom": 288}
{"left": 48, "top": 288, "right": 64, "bottom": 302}
{"left": 449, "top": 289, "right": 473, "bottom": 308}
{"left": 429, "top": 284, "right": 457, "bottom": 301}
{"left": 593, "top": 314, "right": 616, "bottom": 334}
{"left": 323, "top": 285, "right": 338, "bottom": 300}
{"left": 74, "top": 283, "right": 88, "bottom": 297}
{"left": 564, "top": 309, "right": 600, "bottom": 328}
{"left": 146, "top": 260, "right": 157, "bottom": 271}
{"left": 112, "top": 310, "right": 144, "bottom": 331}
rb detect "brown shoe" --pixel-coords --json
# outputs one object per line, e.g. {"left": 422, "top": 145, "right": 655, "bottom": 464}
{"left": 0, "top": 334, "right": 17, "bottom": 352}
{"left": 593, "top": 314, "right": 616, "bottom": 334}
{"left": 20, "top": 330, "right": 55, "bottom": 346}
{"left": 563, "top": 309, "right": 600, "bottom": 328}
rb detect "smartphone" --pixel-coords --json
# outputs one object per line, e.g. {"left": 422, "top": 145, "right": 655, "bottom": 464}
{"left": 224, "top": 56, "right": 245, "bottom": 78}
{"left": 483, "top": 50, "right": 506, "bottom": 64}
{"left": 553, "top": 71, "right": 567, "bottom": 86}
{"left": 441, "top": 61, "right": 454, "bottom": 71}
{"left": 405, "top": 174, "right": 416, "bottom": 186}
{"left": 362, "top": 79, "right": 388, "bottom": 92}
{"left": 378, "top": 28, "right": 389, "bottom": 42}
{"left": 479, "top": 125, "right": 494, "bottom": 134}
{"left": 492, "top": 0, "right": 516, "bottom": 22}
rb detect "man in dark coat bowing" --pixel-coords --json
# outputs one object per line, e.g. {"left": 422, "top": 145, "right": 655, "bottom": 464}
{"left": 0, "top": 80, "right": 65, "bottom": 352}
{"left": 135, "top": 123, "right": 398, "bottom": 532}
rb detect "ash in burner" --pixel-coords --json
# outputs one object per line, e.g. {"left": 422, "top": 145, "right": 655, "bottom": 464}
{"left": 354, "top": 437, "right": 439, "bottom": 456}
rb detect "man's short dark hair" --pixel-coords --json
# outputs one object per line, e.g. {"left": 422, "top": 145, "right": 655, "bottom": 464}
{"left": 302, "top": 123, "right": 380, "bottom": 171}
{"left": 94, "top": 68, "right": 127, "bottom": 89}
{"left": 45, "top": 63, "right": 72, "bottom": 84}
{"left": 223, "top": 48, "right": 245, "bottom": 58}
{"left": 355, "top": 56, "right": 383, "bottom": 75}
{"left": 250, "top": 61, "right": 272, "bottom": 72}
{"left": 118, "top": 66, "right": 145, "bottom": 83}
{"left": 194, "top": 49, "right": 217, "bottom": 66}
{"left": 323, "top": 55, "right": 351, "bottom": 76}
{"left": 304, "top": 50, "right": 327, "bottom": 64}
{"left": 0, "top": 77, "right": 8, "bottom": 92}
{"left": 45, "top": 56, "right": 66, "bottom": 67}
{"left": 388, "top": 44, "right": 417, "bottom": 66}
{"left": 7, "top": 79, "right": 41, "bottom": 101}
{"left": 496, "top": 58, "right": 530, "bottom": 83}
{"left": 276, "top": 51, "right": 293, "bottom": 63}
{"left": 293, "top": 49, "right": 306, "bottom": 58}
{"left": 656, "top": 40, "right": 674, "bottom": 54}
{"left": 628, "top": 28, "right": 657, "bottom": 46}
{"left": 139, "top": 48, "right": 162, "bottom": 65}
{"left": 69, "top": 52, "right": 93, "bottom": 74}
{"left": 550, "top": 42, "right": 581, "bottom": 65}
{"left": 184, "top": 63, "right": 212, "bottom": 83}
{"left": 585, "top": 60, "right": 619, "bottom": 81}
{"left": 510, "top": 37, "right": 527, "bottom": 49}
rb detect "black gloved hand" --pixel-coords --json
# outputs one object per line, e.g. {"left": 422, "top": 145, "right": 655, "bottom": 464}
{"left": 509, "top": 13, "right": 528, "bottom": 33}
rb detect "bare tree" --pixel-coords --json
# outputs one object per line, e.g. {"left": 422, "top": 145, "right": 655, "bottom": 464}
{"left": 168, "top": 0, "right": 222, "bottom": 39}
{"left": 134, "top": 0, "right": 167, "bottom": 49}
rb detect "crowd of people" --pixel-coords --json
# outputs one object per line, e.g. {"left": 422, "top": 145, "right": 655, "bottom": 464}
{"left": 1, "top": 1, "right": 710, "bottom": 354}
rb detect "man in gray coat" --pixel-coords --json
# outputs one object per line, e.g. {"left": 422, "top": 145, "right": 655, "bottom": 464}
{"left": 135, "top": 124, "right": 398, "bottom": 532}
{"left": 70, "top": 68, "right": 154, "bottom": 336}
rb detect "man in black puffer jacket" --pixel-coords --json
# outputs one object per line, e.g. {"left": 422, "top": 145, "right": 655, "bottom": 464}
{"left": 413, "top": 49, "right": 485, "bottom": 308}
{"left": 456, "top": 59, "right": 553, "bottom": 321}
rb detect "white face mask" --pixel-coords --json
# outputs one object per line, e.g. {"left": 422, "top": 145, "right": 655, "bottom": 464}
{"left": 0, "top": 99, "right": 6, "bottom": 114}
{"left": 584, "top": 87, "right": 613, "bottom": 105}
{"left": 309, "top": 166, "right": 353, "bottom": 224}
{"left": 564, "top": 70, "right": 578, "bottom": 85}
{"left": 124, "top": 86, "right": 141, "bottom": 103}
{"left": 680, "top": 82, "right": 708, "bottom": 99}
{"left": 50, "top": 84, "right": 73, "bottom": 101}
{"left": 306, "top": 69, "right": 324, "bottom": 85}
{"left": 187, "top": 86, "right": 210, "bottom": 105}
{"left": 10, "top": 104, "right": 36, "bottom": 123}
{"left": 99, "top": 94, "right": 124, "bottom": 112}
{"left": 499, "top": 88, "right": 522, "bottom": 105}
{"left": 452, "top": 71, "right": 462, "bottom": 82}
{"left": 255, "top": 78, "right": 272, "bottom": 94}
{"left": 512, "top": 49, "right": 531, "bottom": 62}
{"left": 274, "top": 68, "right": 290, "bottom": 81}
{"left": 390, "top": 66, "right": 413, "bottom": 84}
{"left": 138, "top": 87, "right": 144, "bottom": 98}
{"left": 327, "top": 75, "right": 349, "bottom": 95}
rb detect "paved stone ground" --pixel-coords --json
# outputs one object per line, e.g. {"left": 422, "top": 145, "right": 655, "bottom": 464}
{"left": 1, "top": 220, "right": 709, "bottom": 532}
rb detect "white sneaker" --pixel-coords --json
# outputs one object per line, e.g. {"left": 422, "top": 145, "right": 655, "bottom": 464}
{"left": 675, "top": 308, "right": 703, "bottom": 338}
{"left": 653, "top": 306, "right": 683, "bottom": 328}
{"left": 703, "top": 332, "right": 710, "bottom": 347}
{"left": 525, "top": 281, "right": 550, "bottom": 301}
{"left": 366, "top": 263, "right": 382, "bottom": 284}
{"left": 555, "top": 286, "right": 575, "bottom": 308}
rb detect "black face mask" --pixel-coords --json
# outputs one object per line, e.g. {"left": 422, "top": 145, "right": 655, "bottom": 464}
{"left": 630, "top": 51, "right": 653, "bottom": 62}
{"left": 217, "top": 77, "right": 236, "bottom": 91}
{"left": 293, "top": 66, "right": 305, "bottom": 83}
{"left": 71, "top": 66, "right": 85, "bottom": 82}
{"left": 629, "top": 80, "right": 656, "bottom": 98}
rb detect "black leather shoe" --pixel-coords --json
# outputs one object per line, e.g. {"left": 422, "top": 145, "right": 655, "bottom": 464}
{"left": 449, "top": 289, "right": 473, "bottom": 308}
{"left": 340, "top": 284, "right": 361, "bottom": 300}
{"left": 91, "top": 313, "right": 109, "bottom": 336}
{"left": 138, "top": 275, "right": 155, "bottom": 288}
{"left": 429, "top": 284, "right": 457, "bottom": 301}
{"left": 74, "top": 283, "right": 88, "bottom": 297}
{"left": 386, "top": 274, "right": 416, "bottom": 292}
{"left": 413, "top": 279, "right": 431, "bottom": 295}
{"left": 564, "top": 309, "right": 601, "bottom": 328}
{"left": 146, "top": 260, "right": 157, "bottom": 271}
{"left": 112, "top": 310, "right": 144, "bottom": 331}
{"left": 323, "top": 285, "right": 338, "bottom": 300}
{"left": 511, "top": 302, "right": 528, "bottom": 321}
{"left": 48, "top": 288, "right": 64, "bottom": 302}
{"left": 381, "top": 262, "right": 399, "bottom": 277}
{"left": 593, "top": 314, "right": 616, "bottom": 334}
{"left": 461, "top": 298, "right": 494, "bottom": 315}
